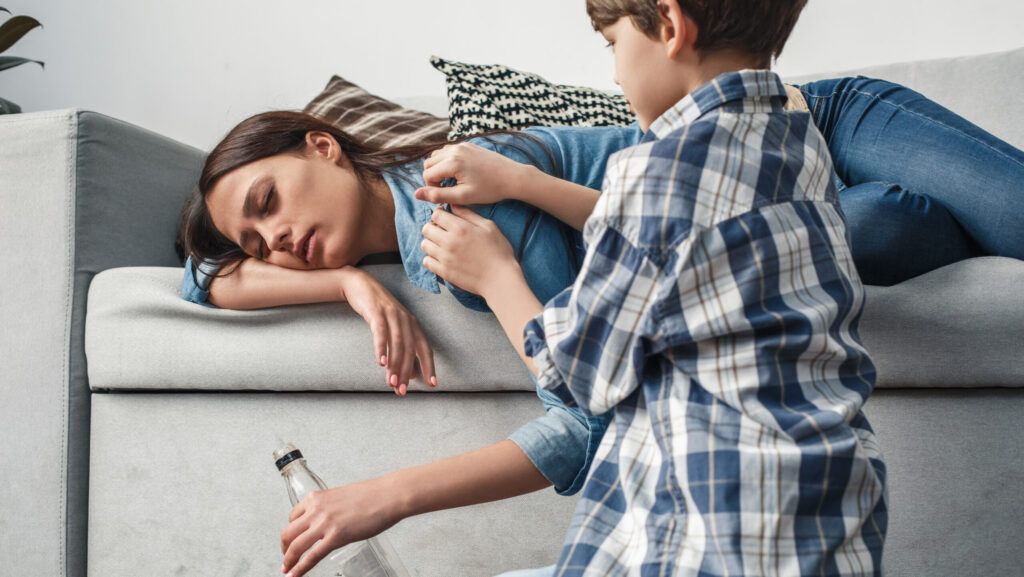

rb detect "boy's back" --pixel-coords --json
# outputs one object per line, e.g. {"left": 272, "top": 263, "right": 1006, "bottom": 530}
{"left": 529, "top": 66, "right": 887, "bottom": 577}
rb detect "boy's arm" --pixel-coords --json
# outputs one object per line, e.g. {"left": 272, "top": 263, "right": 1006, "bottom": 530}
{"left": 416, "top": 142, "right": 599, "bottom": 231}
{"left": 206, "top": 259, "right": 436, "bottom": 394}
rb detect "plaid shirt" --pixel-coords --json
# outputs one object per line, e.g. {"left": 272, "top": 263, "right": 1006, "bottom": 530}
{"left": 524, "top": 70, "right": 887, "bottom": 577}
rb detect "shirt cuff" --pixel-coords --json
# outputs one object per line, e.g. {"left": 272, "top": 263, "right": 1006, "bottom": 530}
{"left": 508, "top": 380, "right": 611, "bottom": 496}
{"left": 523, "top": 313, "right": 577, "bottom": 408}
{"left": 180, "top": 257, "right": 219, "bottom": 308}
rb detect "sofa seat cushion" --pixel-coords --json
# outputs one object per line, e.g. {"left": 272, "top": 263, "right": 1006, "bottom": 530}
{"left": 85, "top": 265, "right": 532, "bottom": 392}
{"left": 861, "top": 256, "right": 1024, "bottom": 387}
{"left": 86, "top": 257, "right": 1024, "bottom": 392}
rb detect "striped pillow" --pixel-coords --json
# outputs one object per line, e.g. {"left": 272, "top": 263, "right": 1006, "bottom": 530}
{"left": 430, "top": 56, "right": 635, "bottom": 139}
{"left": 303, "top": 75, "right": 449, "bottom": 149}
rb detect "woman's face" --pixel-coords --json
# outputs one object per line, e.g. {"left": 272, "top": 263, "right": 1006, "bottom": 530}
{"left": 206, "top": 133, "right": 368, "bottom": 270}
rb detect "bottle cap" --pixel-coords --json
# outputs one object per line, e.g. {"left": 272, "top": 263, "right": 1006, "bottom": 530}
{"left": 273, "top": 443, "right": 303, "bottom": 471}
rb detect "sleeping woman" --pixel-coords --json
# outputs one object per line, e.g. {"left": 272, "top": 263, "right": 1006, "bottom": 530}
{"left": 179, "top": 76, "right": 1024, "bottom": 577}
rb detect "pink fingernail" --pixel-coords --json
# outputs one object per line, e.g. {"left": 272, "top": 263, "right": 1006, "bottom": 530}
{"left": 390, "top": 374, "right": 398, "bottom": 386}
{"left": 380, "top": 355, "right": 386, "bottom": 366}
{"left": 430, "top": 376, "right": 438, "bottom": 387}
{"left": 399, "top": 383, "right": 407, "bottom": 395}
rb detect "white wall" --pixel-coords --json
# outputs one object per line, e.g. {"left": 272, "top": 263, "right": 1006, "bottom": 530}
{"left": 4, "top": 0, "right": 1023, "bottom": 150}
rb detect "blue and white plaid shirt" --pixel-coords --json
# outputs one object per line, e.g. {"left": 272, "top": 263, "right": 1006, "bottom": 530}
{"left": 524, "top": 70, "right": 887, "bottom": 577}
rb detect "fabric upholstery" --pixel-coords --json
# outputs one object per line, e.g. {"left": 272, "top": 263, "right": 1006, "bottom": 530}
{"left": 304, "top": 75, "right": 449, "bottom": 148}
{"left": 787, "top": 46, "right": 1024, "bottom": 151}
{"left": 862, "top": 257, "right": 1024, "bottom": 387}
{"left": 0, "top": 109, "right": 76, "bottom": 577}
{"left": 431, "top": 56, "right": 635, "bottom": 138}
{"left": 861, "top": 388, "right": 1024, "bottom": 576}
{"left": 86, "top": 255, "right": 1024, "bottom": 392}
{"left": 88, "top": 392, "right": 575, "bottom": 577}
{"left": 86, "top": 266, "right": 533, "bottom": 392}
{"left": 0, "top": 109, "right": 205, "bottom": 577}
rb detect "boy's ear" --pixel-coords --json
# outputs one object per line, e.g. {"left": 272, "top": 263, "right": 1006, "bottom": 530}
{"left": 658, "top": 0, "right": 694, "bottom": 59}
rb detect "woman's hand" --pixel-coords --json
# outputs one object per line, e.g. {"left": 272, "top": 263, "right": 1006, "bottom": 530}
{"left": 280, "top": 478, "right": 400, "bottom": 577}
{"left": 420, "top": 205, "right": 525, "bottom": 301}
{"left": 338, "top": 267, "right": 437, "bottom": 395}
{"left": 415, "top": 142, "right": 536, "bottom": 206}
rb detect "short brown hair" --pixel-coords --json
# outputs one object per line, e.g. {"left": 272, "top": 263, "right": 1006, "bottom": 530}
{"left": 586, "top": 0, "right": 808, "bottom": 67}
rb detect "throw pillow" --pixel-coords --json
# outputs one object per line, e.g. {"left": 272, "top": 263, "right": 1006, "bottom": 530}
{"left": 303, "top": 75, "right": 449, "bottom": 149}
{"left": 430, "top": 56, "right": 635, "bottom": 139}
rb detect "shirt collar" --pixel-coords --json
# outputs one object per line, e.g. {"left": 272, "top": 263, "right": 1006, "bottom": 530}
{"left": 383, "top": 162, "right": 442, "bottom": 294}
{"left": 644, "top": 69, "right": 789, "bottom": 142}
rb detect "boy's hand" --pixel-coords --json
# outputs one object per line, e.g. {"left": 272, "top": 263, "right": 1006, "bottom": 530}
{"left": 339, "top": 268, "right": 438, "bottom": 394}
{"left": 420, "top": 205, "right": 524, "bottom": 301}
{"left": 415, "top": 142, "right": 535, "bottom": 206}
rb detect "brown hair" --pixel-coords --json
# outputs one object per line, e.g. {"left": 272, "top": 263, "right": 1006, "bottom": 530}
{"left": 178, "top": 111, "right": 549, "bottom": 277}
{"left": 586, "top": 0, "right": 808, "bottom": 67}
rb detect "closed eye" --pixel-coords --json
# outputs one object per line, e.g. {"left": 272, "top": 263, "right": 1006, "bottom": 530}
{"left": 262, "top": 186, "right": 275, "bottom": 216}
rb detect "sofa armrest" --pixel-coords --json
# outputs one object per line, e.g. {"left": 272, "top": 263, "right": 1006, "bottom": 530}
{"left": 0, "top": 109, "right": 204, "bottom": 577}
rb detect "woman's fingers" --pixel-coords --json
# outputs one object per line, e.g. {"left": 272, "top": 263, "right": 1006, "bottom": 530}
{"left": 367, "top": 310, "right": 389, "bottom": 370}
{"left": 417, "top": 337, "right": 438, "bottom": 387}
{"left": 385, "top": 310, "right": 407, "bottom": 395}
{"left": 281, "top": 511, "right": 309, "bottom": 554}
{"left": 283, "top": 532, "right": 333, "bottom": 577}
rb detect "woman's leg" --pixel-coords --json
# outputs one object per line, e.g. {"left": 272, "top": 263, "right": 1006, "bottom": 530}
{"left": 800, "top": 77, "right": 1024, "bottom": 259}
{"left": 838, "top": 182, "right": 981, "bottom": 285}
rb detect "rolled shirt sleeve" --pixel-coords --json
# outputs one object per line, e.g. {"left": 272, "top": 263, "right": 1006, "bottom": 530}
{"left": 180, "top": 256, "right": 220, "bottom": 307}
{"left": 508, "top": 378, "right": 612, "bottom": 495}
{"left": 523, "top": 212, "right": 664, "bottom": 416}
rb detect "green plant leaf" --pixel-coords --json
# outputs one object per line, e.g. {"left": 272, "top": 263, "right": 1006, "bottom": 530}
{"left": 0, "top": 95, "right": 21, "bottom": 114}
{"left": 0, "top": 15, "right": 42, "bottom": 55}
{"left": 0, "top": 55, "right": 43, "bottom": 71}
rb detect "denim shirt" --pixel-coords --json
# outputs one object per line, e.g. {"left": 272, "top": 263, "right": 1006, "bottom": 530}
{"left": 182, "top": 123, "right": 643, "bottom": 493}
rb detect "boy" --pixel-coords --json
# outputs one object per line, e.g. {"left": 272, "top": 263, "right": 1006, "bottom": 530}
{"left": 421, "top": 1, "right": 887, "bottom": 575}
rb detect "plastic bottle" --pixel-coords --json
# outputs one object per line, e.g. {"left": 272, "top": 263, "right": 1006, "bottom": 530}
{"left": 273, "top": 443, "right": 410, "bottom": 577}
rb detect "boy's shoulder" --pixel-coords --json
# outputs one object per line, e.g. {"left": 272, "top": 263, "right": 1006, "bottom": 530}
{"left": 593, "top": 104, "right": 836, "bottom": 249}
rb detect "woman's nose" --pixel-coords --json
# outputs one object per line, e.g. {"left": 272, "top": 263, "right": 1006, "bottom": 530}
{"left": 256, "top": 221, "right": 290, "bottom": 252}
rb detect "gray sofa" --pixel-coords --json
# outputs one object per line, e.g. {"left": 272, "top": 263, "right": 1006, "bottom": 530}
{"left": 2, "top": 47, "right": 1023, "bottom": 577}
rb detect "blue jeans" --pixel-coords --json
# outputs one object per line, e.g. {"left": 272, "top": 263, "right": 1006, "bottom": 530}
{"left": 799, "top": 77, "right": 1024, "bottom": 285}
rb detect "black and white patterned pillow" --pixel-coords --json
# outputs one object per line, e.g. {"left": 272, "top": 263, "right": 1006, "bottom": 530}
{"left": 430, "top": 56, "right": 635, "bottom": 139}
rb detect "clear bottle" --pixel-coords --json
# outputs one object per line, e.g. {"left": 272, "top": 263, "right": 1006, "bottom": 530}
{"left": 273, "top": 443, "right": 411, "bottom": 577}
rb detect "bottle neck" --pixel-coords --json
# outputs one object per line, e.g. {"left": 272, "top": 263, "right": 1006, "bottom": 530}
{"left": 280, "top": 459, "right": 327, "bottom": 505}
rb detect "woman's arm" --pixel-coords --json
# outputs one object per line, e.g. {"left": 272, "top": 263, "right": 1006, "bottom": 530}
{"left": 280, "top": 439, "right": 549, "bottom": 577}
{"left": 416, "top": 143, "right": 600, "bottom": 231}
{"left": 207, "top": 259, "right": 436, "bottom": 394}
{"left": 207, "top": 257, "right": 352, "bottom": 309}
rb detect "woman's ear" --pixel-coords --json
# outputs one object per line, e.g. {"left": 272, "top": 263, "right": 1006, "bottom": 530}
{"left": 305, "top": 131, "right": 345, "bottom": 165}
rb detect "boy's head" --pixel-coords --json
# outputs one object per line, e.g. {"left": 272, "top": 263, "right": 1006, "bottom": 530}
{"left": 586, "top": 0, "right": 807, "bottom": 129}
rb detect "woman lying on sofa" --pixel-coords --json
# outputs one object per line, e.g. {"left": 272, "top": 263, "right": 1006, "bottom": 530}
{"left": 179, "top": 77, "right": 1024, "bottom": 577}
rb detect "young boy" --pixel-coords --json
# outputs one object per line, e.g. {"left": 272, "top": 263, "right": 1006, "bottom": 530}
{"left": 421, "top": 1, "right": 887, "bottom": 575}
